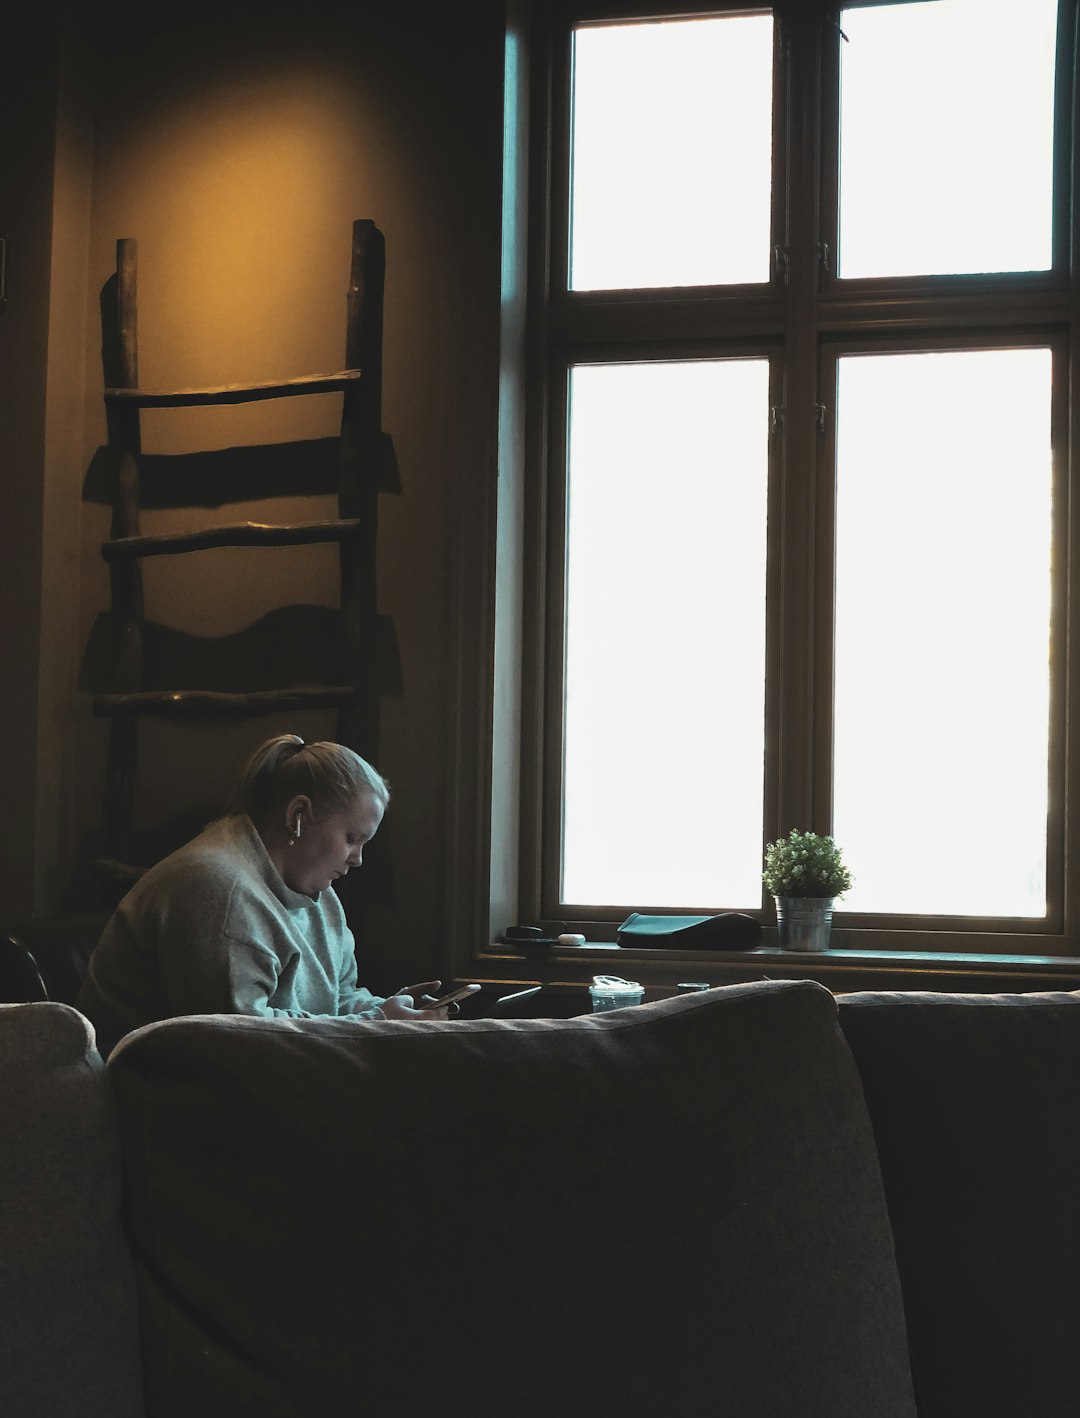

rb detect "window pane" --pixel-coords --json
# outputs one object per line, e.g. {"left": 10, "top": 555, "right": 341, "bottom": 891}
{"left": 569, "top": 14, "right": 774, "bottom": 291}
{"left": 838, "top": 0, "right": 1058, "bottom": 279}
{"left": 562, "top": 360, "right": 769, "bottom": 908}
{"left": 832, "top": 348, "right": 1053, "bottom": 916}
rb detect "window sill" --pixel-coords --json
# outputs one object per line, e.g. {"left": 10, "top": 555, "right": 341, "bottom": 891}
{"left": 473, "top": 937, "right": 1080, "bottom": 997}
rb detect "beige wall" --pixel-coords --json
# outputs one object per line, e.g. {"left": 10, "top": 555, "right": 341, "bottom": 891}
{"left": 3, "top": 0, "right": 507, "bottom": 992}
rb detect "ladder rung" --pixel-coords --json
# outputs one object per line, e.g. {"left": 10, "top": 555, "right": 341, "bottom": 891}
{"left": 104, "top": 368, "right": 363, "bottom": 409}
{"left": 102, "top": 519, "right": 364, "bottom": 562}
{"left": 93, "top": 686, "right": 357, "bottom": 719}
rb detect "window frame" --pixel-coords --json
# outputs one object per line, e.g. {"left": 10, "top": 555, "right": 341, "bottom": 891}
{"left": 517, "top": 0, "right": 1080, "bottom": 956}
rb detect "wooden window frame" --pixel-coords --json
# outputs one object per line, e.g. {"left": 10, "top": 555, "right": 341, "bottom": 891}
{"left": 511, "top": 0, "right": 1080, "bottom": 958}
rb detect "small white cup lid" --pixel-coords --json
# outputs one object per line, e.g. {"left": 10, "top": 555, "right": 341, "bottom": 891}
{"left": 589, "top": 975, "right": 644, "bottom": 994}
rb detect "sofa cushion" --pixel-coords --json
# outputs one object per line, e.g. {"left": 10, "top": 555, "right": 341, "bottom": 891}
{"left": 838, "top": 989, "right": 1080, "bottom": 1418}
{"left": 108, "top": 978, "right": 916, "bottom": 1418}
{"left": 0, "top": 1002, "right": 144, "bottom": 1418}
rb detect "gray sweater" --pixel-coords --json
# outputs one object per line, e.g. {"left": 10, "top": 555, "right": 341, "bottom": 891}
{"left": 77, "top": 813, "right": 386, "bottom": 1057}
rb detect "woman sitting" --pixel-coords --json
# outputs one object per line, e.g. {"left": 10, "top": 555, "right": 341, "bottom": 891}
{"left": 77, "top": 734, "right": 449, "bottom": 1057}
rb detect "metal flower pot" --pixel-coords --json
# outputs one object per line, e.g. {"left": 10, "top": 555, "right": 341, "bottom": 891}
{"left": 774, "top": 896, "right": 834, "bottom": 952}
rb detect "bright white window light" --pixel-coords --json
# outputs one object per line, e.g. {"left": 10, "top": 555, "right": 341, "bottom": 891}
{"left": 561, "top": 359, "right": 770, "bottom": 908}
{"left": 838, "top": 0, "right": 1058, "bottom": 278}
{"left": 569, "top": 13, "right": 774, "bottom": 290}
{"left": 832, "top": 347, "right": 1053, "bottom": 916}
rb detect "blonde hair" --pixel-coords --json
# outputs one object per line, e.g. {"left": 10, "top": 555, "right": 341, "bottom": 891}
{"left": 232, "top": 735, "right": 390, "bottom": 821}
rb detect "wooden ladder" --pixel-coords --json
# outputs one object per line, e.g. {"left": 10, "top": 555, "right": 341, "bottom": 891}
{"left": 92, "top": 219, "right": 385, "bottom": 890}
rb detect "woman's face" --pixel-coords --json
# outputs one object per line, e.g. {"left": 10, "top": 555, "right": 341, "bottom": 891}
{"left": 282, "top": 791, "right": 385, "bottom": 898}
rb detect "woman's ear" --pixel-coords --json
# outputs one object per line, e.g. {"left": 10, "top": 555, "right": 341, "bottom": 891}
{"left": 284, "top": 793, "right": 313, "bottom": 838}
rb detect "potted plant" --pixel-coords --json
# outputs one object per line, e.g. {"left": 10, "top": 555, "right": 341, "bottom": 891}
{"left": 762, "top": 829, "right": 853, "bottom": 952}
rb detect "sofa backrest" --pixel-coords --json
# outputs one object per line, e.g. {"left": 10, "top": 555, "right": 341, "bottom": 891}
{"left": 107, "top": 979, "right": 916, "bottom": 1418}
{"left": 0, "top": 1002, "right": 144, "bottom": 1418}
{"left": 838, "top": 989, "right": 1080, "bottom": 1418}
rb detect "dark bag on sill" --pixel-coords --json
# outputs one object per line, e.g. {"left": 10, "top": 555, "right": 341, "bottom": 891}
{"left": 616, "top": 912, "right": 761, "bottom": 951}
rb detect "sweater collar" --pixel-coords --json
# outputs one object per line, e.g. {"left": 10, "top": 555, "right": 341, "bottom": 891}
{"left": 231, "top": 812, "right": 314, "bottom": 912}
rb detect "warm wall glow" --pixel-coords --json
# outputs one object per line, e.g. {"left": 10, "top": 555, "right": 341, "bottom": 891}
{"left": 114, "top": 77, "right": 368, "bottom": 412}
{"left": 74, "top": 0, "right": 502, "bottom": 992}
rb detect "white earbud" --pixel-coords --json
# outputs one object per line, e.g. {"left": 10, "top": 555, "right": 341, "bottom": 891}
{"left": 294, "top": 816, "right": 302, "bottom": 839}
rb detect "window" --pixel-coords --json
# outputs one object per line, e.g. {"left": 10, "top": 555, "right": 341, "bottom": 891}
{"left": 830, "top": 346, "right": 1055, "bottom": 919}
{"left": 835, "top": 0, "right": 1058, "bottom": 278}
{"left": 568, "top": 13, "right": 774, "bottom": 288}
{"left": 526, "top": 0, "right": 1077, "bottom": 952}
{"left": 562, "top": 357, "right": 770, "bottom": 909}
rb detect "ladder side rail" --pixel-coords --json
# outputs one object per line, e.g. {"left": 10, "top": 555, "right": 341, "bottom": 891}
{"left": 104, "top": 237, "right": 143, "bottom": 863}
{"left": 338, "top": 219, "right": 385, "bottom": 756}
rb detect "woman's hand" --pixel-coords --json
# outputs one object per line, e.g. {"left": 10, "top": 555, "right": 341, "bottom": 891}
{"left": 381, "top": 980, "right": 451, "bottom": 1021}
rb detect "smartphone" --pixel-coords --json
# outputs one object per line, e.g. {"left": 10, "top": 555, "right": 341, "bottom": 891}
{"left": 417, "top": 983, "right": 482, "bottom": 1011}
{"left": 486, "top": 985, "right": 542, "bottom": 1015}
{"left": 453, "top": 985, "right": 544, "bottom": 1018}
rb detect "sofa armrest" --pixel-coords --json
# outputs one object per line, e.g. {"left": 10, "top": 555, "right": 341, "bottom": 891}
{"left": 0, "top": 1002, "right": 143, "bottom": 1417}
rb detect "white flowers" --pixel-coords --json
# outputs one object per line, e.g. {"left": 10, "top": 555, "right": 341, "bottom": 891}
{"left": 762, "top": 829, "right": 853, "bottom": 899}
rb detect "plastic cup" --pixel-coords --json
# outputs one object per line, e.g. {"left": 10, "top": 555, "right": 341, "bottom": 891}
{"left": 589, "top": 975, "right": 645, "bottom": 1012}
